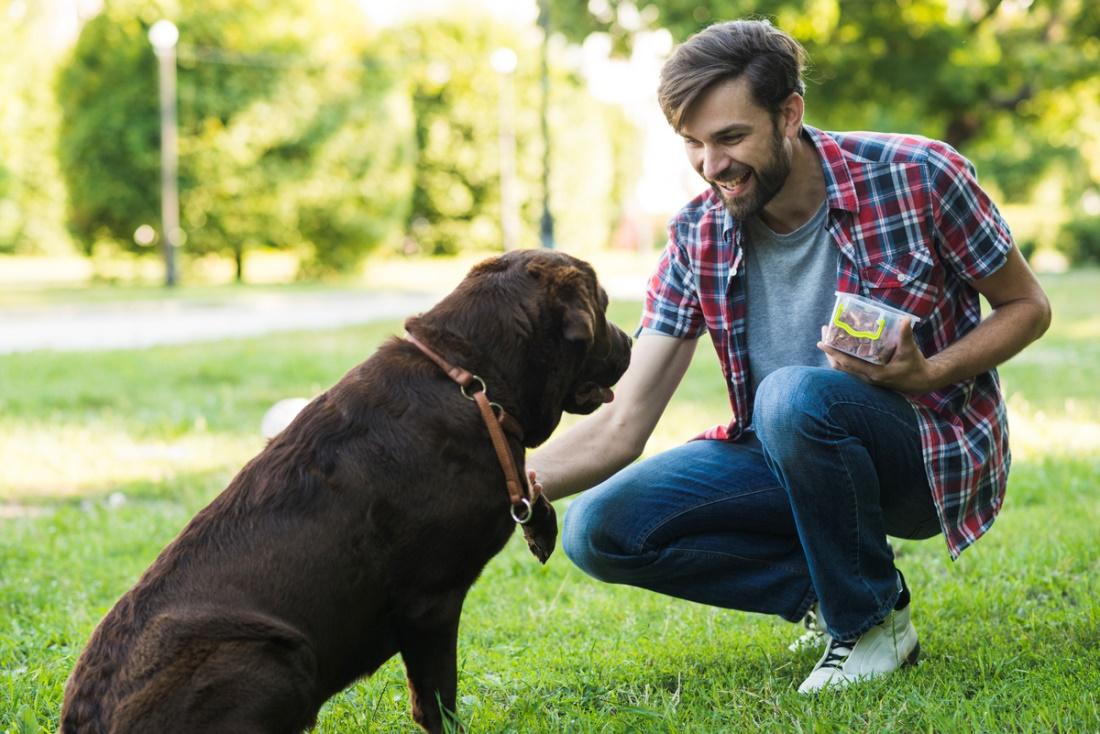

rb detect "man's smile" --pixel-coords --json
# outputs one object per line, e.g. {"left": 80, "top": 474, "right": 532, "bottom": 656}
{"left": 714, "top": 169, "right": 752, "bottom": 197}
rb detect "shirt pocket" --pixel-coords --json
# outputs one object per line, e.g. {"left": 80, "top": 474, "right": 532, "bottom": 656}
{"left": 859, "top": 248, "right": 940, "bottom": 320}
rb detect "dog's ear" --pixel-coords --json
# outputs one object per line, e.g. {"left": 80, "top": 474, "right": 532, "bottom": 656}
{"left": 530, "top": 261, "right": 596, "bottom": 345}
{"left": 562, "top": 303, "right": 595, "bottom": 345}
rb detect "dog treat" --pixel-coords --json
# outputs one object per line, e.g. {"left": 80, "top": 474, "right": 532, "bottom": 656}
{"left": 823, "top": 291, "right": 918, "bottom": 365}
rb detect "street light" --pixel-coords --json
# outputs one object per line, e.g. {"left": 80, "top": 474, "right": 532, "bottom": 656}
{"left": 537, "top": 0, "right": 555, "bottom": 249}
{"left": 490, "top": 47, "right": 519, "bottom": 251}
{"left": 149, "top": 19, "right": 180, "bottom": 287}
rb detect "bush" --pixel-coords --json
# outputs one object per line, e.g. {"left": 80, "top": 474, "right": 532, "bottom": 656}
{"left": 56, "top": 0, "right": 412, "bottom": 278}
{"left": 1057, "top": 216, "right": 1100, "bottom": 266}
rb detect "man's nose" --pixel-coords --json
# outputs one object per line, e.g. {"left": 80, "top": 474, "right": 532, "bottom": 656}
{"left": 701, "top": 145, "right": 730, "bottom": 181}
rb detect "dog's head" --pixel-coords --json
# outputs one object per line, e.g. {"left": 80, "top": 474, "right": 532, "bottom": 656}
{"left": 406, "top": 250, "right": 631, "bottom": 564}
{"left": 521, "top": 252, "right": 632, "bottom": 417}
{"left": 408, "top": 249, "right": 632, "bottom": 447}
{"left": 496, "top": 249, "right": 632, "bottom": 445}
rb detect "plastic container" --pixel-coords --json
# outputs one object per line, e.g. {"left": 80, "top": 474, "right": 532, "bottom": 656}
{"left": 823, "top": 291, "right": 918, "bottom": 365}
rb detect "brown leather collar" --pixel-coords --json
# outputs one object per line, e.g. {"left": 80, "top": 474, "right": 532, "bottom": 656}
{"left": 404, "top": 332, "right": 535, "bottom": 523}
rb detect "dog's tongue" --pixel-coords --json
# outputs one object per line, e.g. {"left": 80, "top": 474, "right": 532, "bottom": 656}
{"left": 577, "top": 384, "right": 614, "bottom": 405}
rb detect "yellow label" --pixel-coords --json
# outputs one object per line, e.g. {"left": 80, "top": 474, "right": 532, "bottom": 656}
{"left": 832, "top": 301, "right": 885, "bottom": 340}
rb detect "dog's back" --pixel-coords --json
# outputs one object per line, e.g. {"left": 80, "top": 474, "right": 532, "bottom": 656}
{"left": 59, "top": 380, "right": 383, "bottom": 733}
{"left": 59, "top": 346, "right": 493, "bottom": 731}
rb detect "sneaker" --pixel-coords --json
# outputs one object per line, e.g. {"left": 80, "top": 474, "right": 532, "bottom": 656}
{"left": 788, "top": 602, "right": 827, "bottom": 652}
{"left": 797, "top": 602, "right": 920, "bottom": 694}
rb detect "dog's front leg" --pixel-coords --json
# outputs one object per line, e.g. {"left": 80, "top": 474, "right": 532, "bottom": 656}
{"left": 398, "top": 609, "right": 462, "bottom": 734}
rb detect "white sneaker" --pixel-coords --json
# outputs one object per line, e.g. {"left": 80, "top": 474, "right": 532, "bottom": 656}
{"left": 788, "top": 603, "right": 827, "bottom": 652}
{"left": 797, "top": 603, "right": 920, "bottom": 694}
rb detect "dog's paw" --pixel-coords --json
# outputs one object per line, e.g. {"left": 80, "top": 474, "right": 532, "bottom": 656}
{"left": 521, "top": 495, "right": 557, "bottom": 564}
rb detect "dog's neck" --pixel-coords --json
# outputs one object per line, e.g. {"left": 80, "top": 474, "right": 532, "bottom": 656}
{"left": 403, "top": 290, "right": 571, "bottom": 449}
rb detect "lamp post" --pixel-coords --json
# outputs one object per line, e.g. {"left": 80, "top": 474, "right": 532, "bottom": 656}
{"left": 149, "top": 19, "right": 180, "bottom": 287}
{"left": 490, "top": 47, "right": 519, "bottom": 251}
{"left": 537, "top": 0, "right": 555, "bottom": 249}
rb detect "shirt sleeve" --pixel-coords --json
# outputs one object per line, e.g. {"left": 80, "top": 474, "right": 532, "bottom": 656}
{"left": 638, "top": 233, "right": 706, "bottom": 339}
{"left": 925, "top": 142, "right": 1014, "bottom": 282}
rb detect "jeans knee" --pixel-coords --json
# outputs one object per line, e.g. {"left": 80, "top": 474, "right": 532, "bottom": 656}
{"left": 561, "top": 498, "right": 592, "bottom": 571}
{"left": 753, "top": 366, "right": 830, "bottom": 446}
{"left": 562, "top": 492, "right": 631, "bottom": 582}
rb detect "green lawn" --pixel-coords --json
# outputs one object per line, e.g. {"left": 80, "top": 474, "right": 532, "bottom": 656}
{"left": 2, "top": 271, "right": 1098, "bottom": 733}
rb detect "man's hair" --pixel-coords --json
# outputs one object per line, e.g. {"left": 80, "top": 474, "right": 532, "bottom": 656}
{"left": 658, "top": 19, "right": 808, "bottom": 131}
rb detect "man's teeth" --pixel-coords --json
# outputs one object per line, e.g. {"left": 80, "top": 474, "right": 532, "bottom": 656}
{"left": 720, "top": 172, "right": 751, "bottom": 188}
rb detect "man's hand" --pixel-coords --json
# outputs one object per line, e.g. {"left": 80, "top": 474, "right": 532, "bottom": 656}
{"left": 818, "top": 320, "right": 937, "bottom": 395}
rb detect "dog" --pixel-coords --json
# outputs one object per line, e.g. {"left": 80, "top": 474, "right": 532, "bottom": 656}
{"left": 59, "top": 249, "right": 632, "bottom": 734}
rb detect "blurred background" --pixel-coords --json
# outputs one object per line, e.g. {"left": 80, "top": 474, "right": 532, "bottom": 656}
{"left": 1, "top": 0, "right": 1098, "bottom": 288}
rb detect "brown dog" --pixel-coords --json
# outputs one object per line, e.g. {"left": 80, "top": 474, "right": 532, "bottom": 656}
{"left": 60, "top": 250, "right": 632, "bottom": 734}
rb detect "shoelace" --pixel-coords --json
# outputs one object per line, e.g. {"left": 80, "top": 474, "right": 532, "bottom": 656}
{"left": 818, "top": 637, "right": 856, "bottom": 670}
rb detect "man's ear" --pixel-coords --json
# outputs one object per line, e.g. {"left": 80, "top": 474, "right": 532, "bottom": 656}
{"left": 780, "top": 92, "right": 804, "bottom": 140}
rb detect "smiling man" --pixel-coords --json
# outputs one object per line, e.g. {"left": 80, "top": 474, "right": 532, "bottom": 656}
{"left": 528, "top": 19, "right": 1051, "bottom": 693}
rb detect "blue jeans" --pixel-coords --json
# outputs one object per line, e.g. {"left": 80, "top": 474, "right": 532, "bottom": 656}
{"left": 562, "top": 366, "right": 940, "bottom": 641}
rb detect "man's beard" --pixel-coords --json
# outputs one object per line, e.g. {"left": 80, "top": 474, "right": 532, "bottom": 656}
{"left": 712, "top": 124, "right": 790, "bottom": 220}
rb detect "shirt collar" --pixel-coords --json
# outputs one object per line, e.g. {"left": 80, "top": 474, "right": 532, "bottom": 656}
{"left": 720, "top": 124, "right": 860, "bottom": 240}
{"left": 804, "top": 125, "right": 860, "bottom": 215}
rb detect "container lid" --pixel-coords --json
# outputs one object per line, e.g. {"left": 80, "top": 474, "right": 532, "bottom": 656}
{"left": 833, "top": 291, "right": 919, "bottom": 321}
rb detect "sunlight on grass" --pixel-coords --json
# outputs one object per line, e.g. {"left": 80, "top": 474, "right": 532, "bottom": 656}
{"left": 1062, "top": 315, "right": 1100, "bottom": 340}
{"left": 0, "top": 424, "right": 261, "bottom": 501}
{"left": 1007, "top": 395, "right": 1100, "bottom": 460}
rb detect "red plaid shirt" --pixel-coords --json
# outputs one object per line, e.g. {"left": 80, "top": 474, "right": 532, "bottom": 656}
{"left": 641, "top": 126, "right": 1014, "bottom": 559}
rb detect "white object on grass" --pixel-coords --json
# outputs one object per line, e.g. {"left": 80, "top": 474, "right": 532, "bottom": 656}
{"left": 261, "top": 397, "right": 310, "bottom": 439}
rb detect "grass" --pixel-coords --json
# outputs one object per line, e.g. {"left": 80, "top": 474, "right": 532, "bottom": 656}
{"left": 1, "top": 270, "right": 1098, "bottom": 732}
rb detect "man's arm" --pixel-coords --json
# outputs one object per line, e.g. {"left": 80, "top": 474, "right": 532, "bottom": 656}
{"left": 529, "top": 333, "right": 699, "bottom": 501}
{"left": 819, "top": 246, "right": 1051, "bottom": 394}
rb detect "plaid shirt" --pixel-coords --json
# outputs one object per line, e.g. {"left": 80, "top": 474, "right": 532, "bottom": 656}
{"left": 641, "top": 126, "right": 1014, "bottom": 559}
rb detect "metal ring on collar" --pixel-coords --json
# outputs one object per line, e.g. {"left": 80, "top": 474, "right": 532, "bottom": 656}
{"left": 510, "top": 497, "right": 533, "bottom": 524}
{"left": 461, "top": 375, "right": 487, "bottom": 400}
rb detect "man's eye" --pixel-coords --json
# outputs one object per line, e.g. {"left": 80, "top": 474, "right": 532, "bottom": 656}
{"left": 720, "top": 135, "right": 744, "bottom": 145}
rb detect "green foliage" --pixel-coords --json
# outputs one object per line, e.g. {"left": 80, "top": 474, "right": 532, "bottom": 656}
{"left": 397, "top": 20, "right": 515, "bottom": 255}
{"left": 1057, "top": 216, "right": 1100, "bottom": 266}
{"left": 394, "top": 19, "right": 637, "bottom": 256}
{"left": 0, "top": 4, "right": 86, "bottom": 255}
{"left": 549, "top": 0, "right": 1100, "bottom": 257}
{"left": 56, "top": 9, "right": 160, "bottom": 256}
{"left": 55, "top": 0, "right": 413, "bottom": 276}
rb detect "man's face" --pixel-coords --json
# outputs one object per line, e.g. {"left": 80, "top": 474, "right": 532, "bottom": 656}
{"left": 679, "top": 76, "right": 792, "bottom": 220}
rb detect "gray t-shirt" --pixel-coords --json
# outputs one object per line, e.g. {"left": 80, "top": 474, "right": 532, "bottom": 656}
{"left": 743, "top": 200, "right": 836, "bottom": 399}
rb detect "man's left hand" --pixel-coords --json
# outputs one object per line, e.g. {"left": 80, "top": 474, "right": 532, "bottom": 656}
{"left": 818, "top": 320, "right": 937, "bottom": 395}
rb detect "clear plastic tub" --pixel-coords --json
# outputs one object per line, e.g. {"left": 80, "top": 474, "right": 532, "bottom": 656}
{"left": 823, "top": 291, "right": 918, "bottom": 365}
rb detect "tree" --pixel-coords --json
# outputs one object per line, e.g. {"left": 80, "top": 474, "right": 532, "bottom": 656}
{"left": 548, "top": 0, "right": 1100, "bottom": 254}
{"left": 56, "top": 0, "right": 413, "bottom": 279}
{"left": 0, "top": 0, "right": 78, "bottom": 255}
{"left": 394, "top": 17, "right": 640, "bottom": 256}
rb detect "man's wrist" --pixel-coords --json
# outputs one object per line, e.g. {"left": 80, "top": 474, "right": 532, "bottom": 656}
{"left": 919, "top": 355, "right": 951, "bottom": 394}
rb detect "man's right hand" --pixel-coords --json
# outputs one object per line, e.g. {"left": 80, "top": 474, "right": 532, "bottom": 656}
{"left": 527, "top": 332, "right": 700, "bottom": 501}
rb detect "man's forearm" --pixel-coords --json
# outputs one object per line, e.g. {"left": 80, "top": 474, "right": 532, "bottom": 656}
{"left": 924, "top": 297, "right": 1050, "bottom": 391}
{"left": 528, "top": 333, "right": 701, "bottom": 501}
{"left": 527, "top": 410, "right": 643, "bottom": 501}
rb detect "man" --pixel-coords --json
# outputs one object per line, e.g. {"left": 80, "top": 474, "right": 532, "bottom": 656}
{"left": 528, "top": 19, "right": 1051, "bottom": 693}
